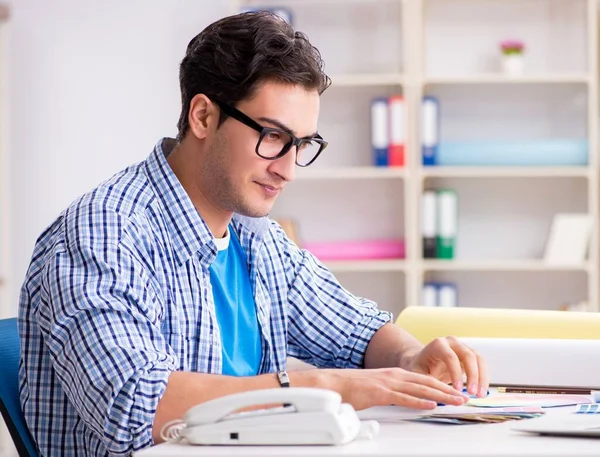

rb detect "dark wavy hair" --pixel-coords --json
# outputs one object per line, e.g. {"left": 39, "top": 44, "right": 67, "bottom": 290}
{"left": 176, "top": 11, "right": 331, "bottom": 141}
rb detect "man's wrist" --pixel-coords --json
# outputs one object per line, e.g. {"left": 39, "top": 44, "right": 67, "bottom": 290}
{"left": 287, "top": 369, "right": 331, "bottom": 391}
{"left": 364, "top": 323, "right": 425, "bottom": 370}
{"left": 398, "top": 345, "right": 423, "bottom": 370}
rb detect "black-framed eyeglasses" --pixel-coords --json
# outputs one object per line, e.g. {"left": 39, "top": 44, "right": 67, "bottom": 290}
{"left": 210, "top": 97, "right": 328, "bottom": 167}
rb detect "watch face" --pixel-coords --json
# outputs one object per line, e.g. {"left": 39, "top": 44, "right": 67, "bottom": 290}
{"left": 278, "top": 370, "right": 290, "bottom": 387}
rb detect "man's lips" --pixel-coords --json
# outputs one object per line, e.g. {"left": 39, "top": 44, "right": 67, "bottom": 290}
{"left": 256, "top": 182, "right": 283, "bottom": 192}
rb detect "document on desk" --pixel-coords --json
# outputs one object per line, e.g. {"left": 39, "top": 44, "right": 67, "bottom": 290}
{"left": 467, "top": 394, "right": 592, "bottom": 408}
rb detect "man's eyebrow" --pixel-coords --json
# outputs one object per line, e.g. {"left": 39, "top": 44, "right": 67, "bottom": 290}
{"left": 258, "top": 117, "right": 319, "bottom": 139}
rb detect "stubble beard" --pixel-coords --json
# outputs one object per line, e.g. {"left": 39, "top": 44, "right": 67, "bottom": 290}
{"left": 202, "top": 142, "right": 272, "bottom": 219}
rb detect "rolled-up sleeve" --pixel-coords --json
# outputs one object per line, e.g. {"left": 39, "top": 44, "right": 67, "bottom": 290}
{"left": 36, "top": 210, "right": 178, "bottom": 455}
{"left": 275, "top": 224, "right": 392, "bottom": 369}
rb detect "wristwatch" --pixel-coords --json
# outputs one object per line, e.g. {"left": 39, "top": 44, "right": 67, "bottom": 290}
{"left": 277, "top": 370, "right": 290, "bottom": 388}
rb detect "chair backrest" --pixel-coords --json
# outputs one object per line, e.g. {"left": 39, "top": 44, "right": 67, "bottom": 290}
{"left": 0, "top": 318, "right": 38, "bottom": 457}
{"left": 395, "top": 306, "right": 600, "bottom": 344}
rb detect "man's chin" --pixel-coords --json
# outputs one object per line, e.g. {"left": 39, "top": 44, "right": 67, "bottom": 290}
{"left": 235, "top": 205, "right": 272, "bottom": 219}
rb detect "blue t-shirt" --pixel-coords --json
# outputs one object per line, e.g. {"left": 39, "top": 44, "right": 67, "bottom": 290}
{"left": 209, "top": 226, "right": 262, "bottom": 376}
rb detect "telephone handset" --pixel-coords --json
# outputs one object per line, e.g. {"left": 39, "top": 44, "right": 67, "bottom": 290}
{"left": 174, "top": 387, "right": 379, "bottom": 446}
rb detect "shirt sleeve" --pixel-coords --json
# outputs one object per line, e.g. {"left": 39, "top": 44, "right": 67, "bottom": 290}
{"left": 270, "top": 222, "right": 393, "bottom": 369}
{"left": 35, "top": 207, "right": 178, "bottom": 456}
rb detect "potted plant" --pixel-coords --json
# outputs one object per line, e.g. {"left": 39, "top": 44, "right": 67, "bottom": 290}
{"left": 500, "top": 39, "right": 525, "bottom": 77}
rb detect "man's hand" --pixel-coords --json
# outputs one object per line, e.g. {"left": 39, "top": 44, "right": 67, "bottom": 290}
{"left": 313, "top": 367, "right": 469, "bottom": 411}
{"left": 407, "top": 336, "right": 489, "bottom": 398}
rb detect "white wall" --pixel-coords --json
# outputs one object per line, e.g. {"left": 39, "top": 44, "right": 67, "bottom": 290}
{"left": 2, "top": 3, "right": 228, "bottom": 453}
{"left": 2, "top": 2, "right": 346, "bottom": 450}
{"left": 7, "top": 0, "right": 229, "bottom": 313}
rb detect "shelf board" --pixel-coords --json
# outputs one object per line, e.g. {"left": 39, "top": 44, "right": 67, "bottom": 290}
{"left": 421, "top": 166, "right": 591, "bottom": 178}
{"left": 422, "top": 260, "right": 590, "bottom": 272}
{"left": 330, "top": 73, "right": 404, "bottom": 87}
{"left": 324, "top": 259, "right": 406, "bottom": 272}
{"left": 243, "top": 0, "right": 395, "bottom": 6}
{"left": 296, "top": 166, "right": 405, "bottom": 180}
{"left": 425, "top": 74, "right": 590, "bottom": 85}
{"left": 240, "top": 0, "right": 390, "bottom": 6}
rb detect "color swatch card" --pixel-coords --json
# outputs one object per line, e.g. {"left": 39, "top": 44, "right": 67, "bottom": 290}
{"left": 576, "top": 404, "right": 600, "bottom": 414}
{"left": 435, "top": 406, "right": 544, "bottom": 415}
{"left": 411, "top": 406, "right": 545, "bottom": 425}
{"left": 467, "top": 394, "right": 592, "bottom": 408}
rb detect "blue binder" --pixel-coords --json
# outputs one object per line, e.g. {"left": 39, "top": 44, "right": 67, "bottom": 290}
{"left": 422, "top": 96, "right": 440, "bottom": 166}
{"left": 371, "top": 98, "right": 389, "bottom": 166}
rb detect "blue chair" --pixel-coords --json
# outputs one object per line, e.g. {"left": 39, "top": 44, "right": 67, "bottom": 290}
{"left": 0, "top": 318, "right": 38, "bottom": 456}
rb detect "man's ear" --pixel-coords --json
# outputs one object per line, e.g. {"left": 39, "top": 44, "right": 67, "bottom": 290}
{"left": 188, "top": 94, "right": 219, "bottom": 139}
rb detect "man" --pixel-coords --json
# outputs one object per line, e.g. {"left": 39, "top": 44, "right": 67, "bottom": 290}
{"left": 18, "top": 11, "right": 488, "bottom": 457}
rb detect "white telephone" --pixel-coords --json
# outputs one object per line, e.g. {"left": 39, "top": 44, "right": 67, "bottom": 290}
{"left": 168, "top": 387, "right": 379, "bottom": 446}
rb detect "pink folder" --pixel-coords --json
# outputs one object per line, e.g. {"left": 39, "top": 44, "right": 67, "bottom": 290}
{"left": 303, "top": 240, "right": 405, "bottom": 261}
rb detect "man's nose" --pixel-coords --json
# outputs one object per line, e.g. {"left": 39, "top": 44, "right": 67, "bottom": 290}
{"left": 269, "top": 146, "right": 296, "bottom": 183}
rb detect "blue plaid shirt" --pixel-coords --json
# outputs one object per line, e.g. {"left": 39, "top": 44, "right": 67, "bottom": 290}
{"left": 18, "top": 138, "right": 391, "bottom": 456}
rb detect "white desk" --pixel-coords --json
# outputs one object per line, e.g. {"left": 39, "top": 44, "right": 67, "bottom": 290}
{"left": 136, "top": 402, "right": 599, "bottom": 456}
{"left": 137, "top": 338, "right": 600, "bottom": 457}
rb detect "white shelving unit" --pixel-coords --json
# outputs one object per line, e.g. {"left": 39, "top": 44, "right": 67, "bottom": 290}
{"left": 233, "top": 0, "right": 599, "bottom": 317}
{"left": 413, "top": 0, "right": 598, "bottom": 314}
{"left": 325, "top": 259, "right": 407, "bottom": 273}
{"left": 420, "top": 167, "right": 591, "bottom": 178}
{"left": 424, "top": 74, "right": 592, "bottom": 85}
{"left": 330, "top": 73, "right": 405, "bottom": 87}
{"left": 421, "top": 260, "right": 592, "bottom": 273}
{"left": 296, "top": 166, "right": 406, "bottom": 180}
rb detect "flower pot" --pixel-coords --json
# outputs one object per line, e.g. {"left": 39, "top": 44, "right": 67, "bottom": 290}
{"left": 502, "top": 53, "right": 524, "bottom": 77}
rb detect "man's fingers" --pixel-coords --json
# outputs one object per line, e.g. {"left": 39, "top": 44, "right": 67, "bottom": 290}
{"left": 423, "top": 339, "right": 465, "bottom": 392}
{"left": 388, "top": 367, "right": 467, "bottom": 401}
{"left": 397, "top": 381, "right": 467, "bottom": 406}
{"left": 475, "top": 352, "right": 489, "bottom": 397}
{"left": 387, "top": 367, "right": 457, "bottom": 393}
{"left": 386, "top": 391, "right": 438, "bottom": 410}
{"left": 407, "top": 369, "right": 465, "bottom": 395}
{"left": 447, "top": 338, "right": 482, "bottom": 396}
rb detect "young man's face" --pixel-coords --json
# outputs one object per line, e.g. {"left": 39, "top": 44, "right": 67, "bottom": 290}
{"left": 203, "top": 80, "right": 320, "bottom": 218}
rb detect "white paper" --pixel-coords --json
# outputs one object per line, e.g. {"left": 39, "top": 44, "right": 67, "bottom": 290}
{"left": 544, "top": 213, "right": 592, "bottom": 266}
{"left": 458, "top": 337, "right": 600, "bottom": 388}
